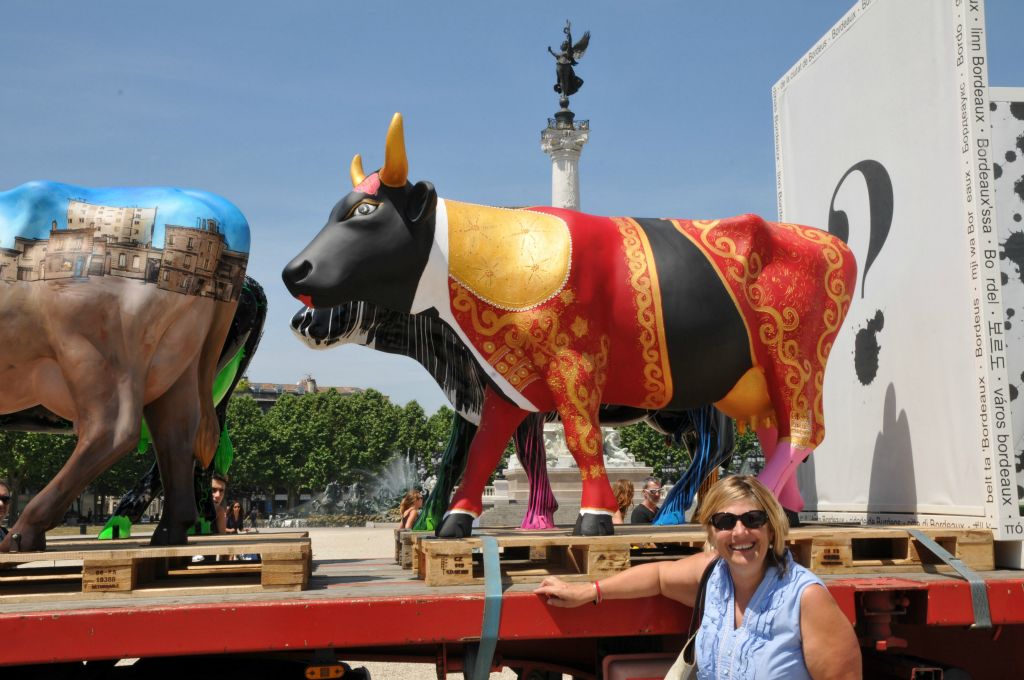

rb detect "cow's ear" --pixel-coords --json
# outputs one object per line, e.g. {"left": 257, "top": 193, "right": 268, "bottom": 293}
{"left": 406, "top": 181, "right": 437, "bottom": 225}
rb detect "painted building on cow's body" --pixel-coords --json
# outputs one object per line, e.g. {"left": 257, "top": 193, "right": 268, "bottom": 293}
{"left": 0, "top": 192, "right": 248, "bottom": 300}
{"left": 66, "top": 200, "right": 156, "bottom": 246}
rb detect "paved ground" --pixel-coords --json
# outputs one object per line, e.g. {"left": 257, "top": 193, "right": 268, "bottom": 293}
{"left": 306, "top": 526, "right": 523, "bottom": 679}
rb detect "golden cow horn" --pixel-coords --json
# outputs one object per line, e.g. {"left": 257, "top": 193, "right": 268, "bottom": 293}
{"left": 379, "top": 112, "right": 409, "bottom": 187}
{"left": 350, "top": 154, "right": 366, "bottom": 187}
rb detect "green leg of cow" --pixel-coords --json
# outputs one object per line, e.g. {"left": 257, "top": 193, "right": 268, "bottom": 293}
{"left": 412, "top": 415, "right": 477, "bottom": 532}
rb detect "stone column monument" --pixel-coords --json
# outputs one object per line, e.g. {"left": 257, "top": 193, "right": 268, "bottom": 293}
{"left": 541, "top": 20, "right": 591, "bottom": 211}
{"left": 541, "top": 119, "right": 589, "bottom": 210}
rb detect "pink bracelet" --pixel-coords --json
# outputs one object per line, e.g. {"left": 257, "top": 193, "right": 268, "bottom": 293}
{"left": 593, "top": 580, "right": 603, "bottom": 605}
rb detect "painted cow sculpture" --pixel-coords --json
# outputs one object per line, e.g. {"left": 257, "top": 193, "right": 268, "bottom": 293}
{"left": 283, "top": 114, "right": 856, "bottom": 537}
{"left": 292, "top": 301, "right": 735, "bottom": 528}
{"left": 0, "top": 181, "right": 250, "bottom": 551}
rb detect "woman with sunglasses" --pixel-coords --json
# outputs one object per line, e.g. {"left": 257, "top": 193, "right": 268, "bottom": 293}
{"left": 535, "top": 475, "right": 860, "bottom": 679}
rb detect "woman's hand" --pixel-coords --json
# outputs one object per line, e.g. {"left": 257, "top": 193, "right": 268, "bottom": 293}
{"left": 534, "top": 576, "right": 598, "bottom": 608}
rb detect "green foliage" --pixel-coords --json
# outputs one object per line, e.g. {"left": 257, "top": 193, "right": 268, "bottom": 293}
{"left": 0, "top": 431, "right": 76, "bottom": 522}
{"left": 726, "top": 424, "right": 764, "bottom": 474}
{"left": 423, "top": 407, "right": 456, "bottom": 478}
{"left": 224, "top": 389, "right": 459, "bottom": 511}
{"left": 225, "top": 395, "right": 272, "bottom": 495}
{"left": 615, "top": 423, "right": 691, "bottom": 483}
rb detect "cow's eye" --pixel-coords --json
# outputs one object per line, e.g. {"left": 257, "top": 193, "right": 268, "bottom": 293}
{"left": 354, "top": 202, "right": 377, "bottom": 217}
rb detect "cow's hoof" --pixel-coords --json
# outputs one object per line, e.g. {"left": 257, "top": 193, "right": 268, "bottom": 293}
{"left": 150, "top": 522, "right": 189, "bottom": 546}
{"left": 437, "top": 513, "right": 474, "bottom": 538}
{"left": 573, "top": 513, "right": 614, "bottom": 536}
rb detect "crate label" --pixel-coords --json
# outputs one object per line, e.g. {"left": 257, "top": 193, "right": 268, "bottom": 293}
{"left": 820, "top": 547, "right": 843, "bottom": 565}
{"left": 86, "top": 567, "right": 123, "bottom": 590}
{"left": 441, "top": 555, "right": 470, "bottom": 576}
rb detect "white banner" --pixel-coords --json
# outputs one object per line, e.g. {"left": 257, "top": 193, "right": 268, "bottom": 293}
{"left": 773, "top": 0, "right": 1024, "bottom": 538}
{"left": 990, "top": 87, "right": 1024, "bottom": 530}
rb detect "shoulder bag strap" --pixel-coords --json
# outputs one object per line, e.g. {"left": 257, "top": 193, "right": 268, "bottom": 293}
{"left": 682, "top": 556, "right": 720, "bottom": 664}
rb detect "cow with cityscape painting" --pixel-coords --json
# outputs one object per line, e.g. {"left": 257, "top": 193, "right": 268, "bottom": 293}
{"left": 0, "top": 181, "right": 250, "bottom": 552}
{"left": 283, "top": 114, "right": 856, "bottom": 537}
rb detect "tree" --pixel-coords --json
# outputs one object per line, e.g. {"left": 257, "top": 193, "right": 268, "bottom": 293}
{"left": 0, "top": 431, "right": 76, "bottom": 524}
{"left": 328, "top": 389, "right": 402, "bottom": 489}
{"left": 395, "top": 400, "right": 441, "bottom": 479}
{"left": 225, "top": 394, "right": 273, "bottom": 497}
{"left": 726, "top": 424, "right": 764, "bottom": 474}
{"left": 423, "top": 407, "right": 456, "bottom": 479}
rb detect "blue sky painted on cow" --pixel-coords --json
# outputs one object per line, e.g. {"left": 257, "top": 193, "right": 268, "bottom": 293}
{"left": 0, "top": 182, "right": 250, "bottom": 253}
{"left": 1, "top": 1, "right": 1023, "bottom": 414}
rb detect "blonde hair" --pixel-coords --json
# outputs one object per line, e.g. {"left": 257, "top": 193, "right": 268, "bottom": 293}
{"left": 696, "top": 475, "right": 789, "bottom": 567}
{"left": 399, "top": 489, "right": 422, "bottom": 516}
{"left": 612, "top": 479, "right": 634, "bottom": 515}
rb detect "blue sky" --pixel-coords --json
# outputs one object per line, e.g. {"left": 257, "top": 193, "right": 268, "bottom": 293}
{"left": 2, "top": 1, "right": 1022, "bottom": 414}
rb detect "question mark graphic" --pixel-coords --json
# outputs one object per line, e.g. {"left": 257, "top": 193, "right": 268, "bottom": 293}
{"left": 828, "top": 159, "right": 894, "bottom": 297}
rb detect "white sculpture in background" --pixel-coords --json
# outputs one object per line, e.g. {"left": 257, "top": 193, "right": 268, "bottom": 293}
{"left": 603, "top": 428, "right": 636, "bottom": 468}
{"left": 538, "top": 424, "right": 639, "bottom": 469}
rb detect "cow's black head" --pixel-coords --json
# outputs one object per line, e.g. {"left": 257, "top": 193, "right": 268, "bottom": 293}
{"left": 282, "top": 113, "right": 437, "bottom": 312}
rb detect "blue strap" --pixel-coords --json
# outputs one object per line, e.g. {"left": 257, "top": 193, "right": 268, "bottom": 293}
{"left": 469, "top": 535, "right": 503, "bottom": 680}
{"left": 907, "top": 528, "right": 991, "bottom": 629}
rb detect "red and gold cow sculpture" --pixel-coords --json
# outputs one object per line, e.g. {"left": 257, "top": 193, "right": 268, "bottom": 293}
{"left": 283, "top": 114, "right": 856, "bottom": 537}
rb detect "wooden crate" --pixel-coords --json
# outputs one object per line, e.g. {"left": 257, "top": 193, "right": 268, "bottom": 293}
{"left": 411, "top": 525, "right": 995, "bottom": 586}
{"left": 413, "top": 528, "right": 708, "bottom": 586}
{"left": 0, "top": 531, "right": 312, "bottom": 603}
{"left": 395, "top": 529, "right": 425, "bottom": 569}
{"left": 787, "top": 526, "right": 994, "bottom": 574}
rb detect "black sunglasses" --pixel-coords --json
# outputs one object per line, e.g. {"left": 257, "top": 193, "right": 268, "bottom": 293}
{"left": 710, "top": 510, "right": 769, "bottom": 531}
{"left": 0, "top": 495, "right": 10, "bottom": 503}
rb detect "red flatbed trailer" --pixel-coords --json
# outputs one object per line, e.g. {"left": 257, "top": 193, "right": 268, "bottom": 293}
{"left": 1, "top": 531, "right": 1023, "bottom": 679}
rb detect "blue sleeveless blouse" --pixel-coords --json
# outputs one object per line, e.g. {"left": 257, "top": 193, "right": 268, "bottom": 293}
{"left": 695, "top": 552, "right": 823, "bottom": 679}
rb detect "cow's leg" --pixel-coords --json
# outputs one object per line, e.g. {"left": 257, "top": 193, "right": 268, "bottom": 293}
{"left": 754, "top": 423, "right": 803, "bottom": 513}
{"left": 1, "top": 364, "right": 143, "bottom": 552}
{"left": 549, "top": 389, "right": 616, "bottom": 536}
{"left": 758, "top": 440, "right": 813, "bottom": 513}
{"left": 514, "top": 413, "right": 558, "bottom": 530}
{"left": 192, "top": 302, "right": 236, "bottom": 471}
{"left": 144, "top": 360, "right": 205, "bottom": 546}
{"left": 437, "top": 387, "right": 528, "bottom": 538}
{"left": 414, "top": 416, "right": 477, "bottom": 532}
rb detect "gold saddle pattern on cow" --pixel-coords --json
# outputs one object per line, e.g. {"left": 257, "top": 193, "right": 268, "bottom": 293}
{"left": 445, "top": 200, "right": 571, "bottom": 311}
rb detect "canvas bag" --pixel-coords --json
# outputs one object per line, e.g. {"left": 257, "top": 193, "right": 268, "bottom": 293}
{"left": 664, "top": 557, "right": 720, "bottom": 680}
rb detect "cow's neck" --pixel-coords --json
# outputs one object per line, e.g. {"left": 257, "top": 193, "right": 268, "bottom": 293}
{"left": 412, "top": 198, "right": 539, "bottom": 413}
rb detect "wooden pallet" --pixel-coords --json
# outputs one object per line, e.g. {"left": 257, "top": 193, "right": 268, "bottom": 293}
{"left": 395, "top": 529, "right": 416, "bottom": 568}
{"left": 788, "top": 526, "right": 994, "bottom": 575}
{"left": 411, "top": 525, "right": 995, "bottom": 586}
{"left": 0, "top": 531, "right": 312, "bottom": 603}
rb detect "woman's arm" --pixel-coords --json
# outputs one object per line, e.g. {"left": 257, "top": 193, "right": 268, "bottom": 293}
{"left": 800, "top": 584, "right": 862, "bottom": 680}
{"left": 534, "top": 552, "right": 715, "bottom": 608}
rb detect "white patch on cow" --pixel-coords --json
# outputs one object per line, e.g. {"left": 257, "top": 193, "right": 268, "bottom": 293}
{"left": 412, "top": 199, "right": 538, "bottom": 413}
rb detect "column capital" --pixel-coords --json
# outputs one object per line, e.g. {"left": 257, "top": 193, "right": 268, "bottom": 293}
{"left": 541, "top": 120, "right": 590, "bottom": 156}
